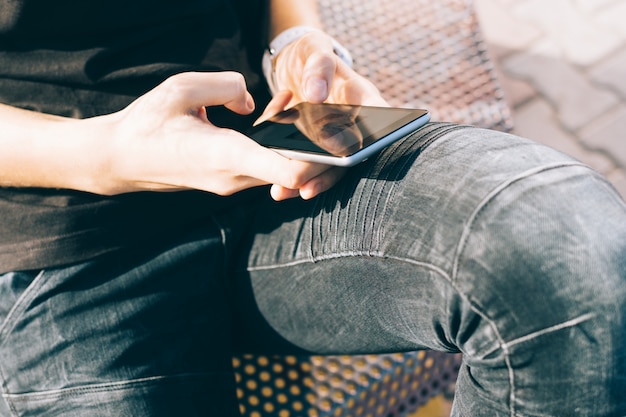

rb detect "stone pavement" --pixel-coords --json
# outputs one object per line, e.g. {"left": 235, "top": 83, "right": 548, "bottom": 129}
{"left": 474, "top": 0, "right": 626, "bottom": 200}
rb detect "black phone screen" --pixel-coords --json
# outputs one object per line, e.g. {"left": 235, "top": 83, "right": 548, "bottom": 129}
{"left": 247, "top": 103, "right": 429, "bottom": 158}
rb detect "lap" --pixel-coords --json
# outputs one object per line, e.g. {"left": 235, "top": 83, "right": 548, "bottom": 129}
{"left": 2, "top": 123, "right": 624, "bottom": 416}
{"left": 230, "top": 122, "right": 626, "bottom": 415}
{"left": 233, "top": 122, "right": 622, "bottom": 347}
{"left": 0, "top": 224, "right": 239, "bottom": 416}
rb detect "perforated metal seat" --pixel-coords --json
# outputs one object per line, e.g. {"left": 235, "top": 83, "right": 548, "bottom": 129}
{"left": 234, "top": 351, "right": 461, "bottom": 417}
{"left": 234, "top": 1, "right": 513, "bottom": 415}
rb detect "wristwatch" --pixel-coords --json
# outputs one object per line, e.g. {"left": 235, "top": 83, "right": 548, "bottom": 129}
{"left": 262, "top": 25, "right": 353, "bottom": 94}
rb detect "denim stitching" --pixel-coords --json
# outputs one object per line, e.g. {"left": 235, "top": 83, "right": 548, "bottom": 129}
{"left": 247, "top": 250, "right": 385, "bottom": 270}
{"left": 481, "top": 312, "right": 597, "bottom": 358}
{"left": 451, "top": 161, "right": 593, "bottom": 417}
{"left": 305, "top": 122, "right": 470, "bottom": 263}
{"left": 0, "top": 270, "right": 46, "bottom": 344}
{"left": 2, "top": 372, "right": 221, "bottom": 402}
{"left": 0, "top": 269, "right": 47, "bottom": 416}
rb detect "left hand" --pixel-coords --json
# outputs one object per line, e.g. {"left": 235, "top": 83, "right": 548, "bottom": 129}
{"left": 268, "top": 30, "right": 388, "bottom": 108}
{"left": 258, "top": 29, "right": 389, "bottom": 200}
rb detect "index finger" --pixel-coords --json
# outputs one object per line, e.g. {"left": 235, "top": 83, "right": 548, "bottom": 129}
{"left": 235, "top": 135, "right": 333, "bottom": 191}
{"left": 158, "top": 71, "right": 255, "bottom": 116}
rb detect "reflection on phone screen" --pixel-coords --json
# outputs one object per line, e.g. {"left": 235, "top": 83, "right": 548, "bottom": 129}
{"left": 274, "top": 103, "right": 364, "bottom": 156}
{"left": 248, "top": 103, "right": 428, "bottom": 159}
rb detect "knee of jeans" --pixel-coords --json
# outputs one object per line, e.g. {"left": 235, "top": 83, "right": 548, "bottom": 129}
{"left": 453, "top": 163, "right": 626, "bottom": 347}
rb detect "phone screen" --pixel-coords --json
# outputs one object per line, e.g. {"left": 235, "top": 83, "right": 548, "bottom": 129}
{"left": 247, "top": 103, "right": 429, "bottom": 164}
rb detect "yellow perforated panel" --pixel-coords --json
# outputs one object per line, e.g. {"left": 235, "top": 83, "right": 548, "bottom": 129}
{"left": 233, "top": 352, "right": 461, "bottom": 417}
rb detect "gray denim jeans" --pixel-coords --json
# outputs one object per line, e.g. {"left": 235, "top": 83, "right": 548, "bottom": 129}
{"left": 1, "top": 123, "right": 625, "bottom": 416}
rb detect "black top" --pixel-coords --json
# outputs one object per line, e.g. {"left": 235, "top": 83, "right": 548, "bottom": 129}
{"left": 0, "top": 0, "right": 270, "bottom": 273}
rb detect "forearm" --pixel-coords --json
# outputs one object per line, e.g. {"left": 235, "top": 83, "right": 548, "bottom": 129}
{"left": 0, "top": 103, "right": 111, "bottom": 193}
{"left": 268, "top": 0, "right": 322, "bottom": 38}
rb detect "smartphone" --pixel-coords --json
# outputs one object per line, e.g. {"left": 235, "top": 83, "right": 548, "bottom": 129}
{"left": 246, "top": 102, "right": 430, "bottom": 166}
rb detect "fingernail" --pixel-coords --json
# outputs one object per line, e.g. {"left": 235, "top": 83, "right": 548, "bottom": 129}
{"left": 244, "top": 94, "right": 255, "bottom": 111}
{"left": 301, "top": 181, "right": 322, "bottom": 200}
{"left": 305, "top": 78, "right": 328, "bottom": 102}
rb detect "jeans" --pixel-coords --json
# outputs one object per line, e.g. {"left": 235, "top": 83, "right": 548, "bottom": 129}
{"left": 1, "top": 123, "right": 625, "bottom": 416}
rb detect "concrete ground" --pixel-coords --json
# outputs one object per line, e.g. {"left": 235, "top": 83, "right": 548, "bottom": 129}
{"left": 474, "top": 0, "right": 626, "bottom": 200}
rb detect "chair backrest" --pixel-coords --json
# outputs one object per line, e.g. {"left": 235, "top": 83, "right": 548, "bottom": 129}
{"left": 319, "top": 0, "right": 513, "bottom": 132}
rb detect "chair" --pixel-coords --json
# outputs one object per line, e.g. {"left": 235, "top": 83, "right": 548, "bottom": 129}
{"left": 233, "top": 0, "right": 513, "bottom": 415}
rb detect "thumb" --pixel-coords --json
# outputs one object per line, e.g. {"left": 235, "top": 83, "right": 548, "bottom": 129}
{"left": 254, "top": 90, "right": 293, "bottom": 126}
{"left": 302, "top": 51, "right": 336, "bottom": 103}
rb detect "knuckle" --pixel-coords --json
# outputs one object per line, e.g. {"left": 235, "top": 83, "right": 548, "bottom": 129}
{"left": 224, "top": 71, "right": 247, "bottom": 93}
{"left": 309, "top": 50, "right": 336, "bottom": 68}
{"left": 282, "top": 168, "right": 308, "bottom": 190}
{"left": 159, "top": 73, "right": 191, "bottom": 98}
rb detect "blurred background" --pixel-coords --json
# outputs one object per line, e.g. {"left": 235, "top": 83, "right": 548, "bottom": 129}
{"left": 474, "top": 0, "right": 626, "bottom": 200}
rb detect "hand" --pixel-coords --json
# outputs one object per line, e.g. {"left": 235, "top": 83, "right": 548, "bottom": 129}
{"left": 269, "top": 30, "right": 388, "bottom": 107}
{"left": 96, "top": 72, "right": 341, "bottom": 200}
{"left": 257, "top": 30, "right": 389, "bottom": 199}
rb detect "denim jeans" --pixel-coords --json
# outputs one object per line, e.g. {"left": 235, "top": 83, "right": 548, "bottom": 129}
{"left": 1, "top": 123, "right": 625, "bottom": 416}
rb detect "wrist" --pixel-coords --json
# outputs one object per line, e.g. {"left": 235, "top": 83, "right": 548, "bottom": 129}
{"left": 42, "top": 115, "right": 119, "bottom": 195}
{"left": 262, "top": 26, "right": 353, "bottom": 95}
{"left": 0, "top": 104, "right": 118, "bottom": 194}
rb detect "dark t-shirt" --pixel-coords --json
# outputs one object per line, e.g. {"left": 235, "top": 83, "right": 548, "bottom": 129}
{"left": 0, "top": 0, "right": 270, "bottom": 273}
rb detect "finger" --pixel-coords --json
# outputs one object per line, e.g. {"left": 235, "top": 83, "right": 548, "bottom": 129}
{"left": 332, "top": 62, "right": 389, "bottom": 107}
{"left": 253, "top": 90, "right": 293, "bottom": 126}
{"left": 269, "top": 165, "right": 345, "bottom": 201}
{"left": 274, "top": 31, "right": 336, "bottom": 103}
{"left": 269, "top": 184, "right": 300, "bottom": 201}
{"left": 296, "top": 32, "right": 338, "bottom": 103}
{"left": 341, "top": 78, "right": 389, "bottom": 107}
{"left": 302, "top": 51, "right": 337, "bottom": 103}
{"left": 159, "top": 71, "right": 255, "bottom": 115}
{"left": 234, "top": 134, "right": 332, "bottom": 191}
{"left": 298, "top": 166, "right": 347, "bottom": 200}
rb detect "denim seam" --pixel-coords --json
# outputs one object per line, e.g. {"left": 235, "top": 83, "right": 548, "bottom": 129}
{"left": 247, "top": 250, "right": 387, "bottom": 270}
{"left": 371, "top": 123, "right": 470, "bottom": 252}
{"left": 2, "top": 372, "right": 224, "bottom": 402}
{"left": 0, "top": 270, "right": 46, "bottom": 345}
{"left": 305, "top": 122, "right": 472, "bottom": 263}
{"left": 480, "top": 312, "right": 597, "bottom": 358}
{"left": 0, "top": 269, "right": 47, "bottom": 417}
{"left": 379, "top": 123, "right": 475, "bottom": 252}
{"left": 450, "top": 160, "right": 591, "bottom": 417}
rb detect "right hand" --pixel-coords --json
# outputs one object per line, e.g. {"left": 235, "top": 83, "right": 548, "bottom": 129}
{"left": 95, "top": 71, "right": 342, "bottom": 199}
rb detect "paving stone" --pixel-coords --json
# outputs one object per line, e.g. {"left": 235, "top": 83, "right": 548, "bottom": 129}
{"left": 474, "top": 0, "right": 541, "bottom": 51}
{"left": 595, "top": 1, "right": 626, "bottom": 41}
{"left": 579, "top": 105, "right": 626, "bottom": 168}
{"left": 503, "top": 42, "right": 619, "bottom": 131}
{"left": 590, "top": 47, "right": 626, "bottom": 99}
{"left": 497, "top": 69, "right": 537, "bottom": 109}
{"left": 482, "top": 42, "right": 515, "bottom": 61}
{"left": 512, "top": 0, "right": 622, "bottom": 66}
{"left": 573, "top": 0, "right": 620, "bottom": 14}
{"left": 512, "top": 98, "right": 615, "bottom": 174}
